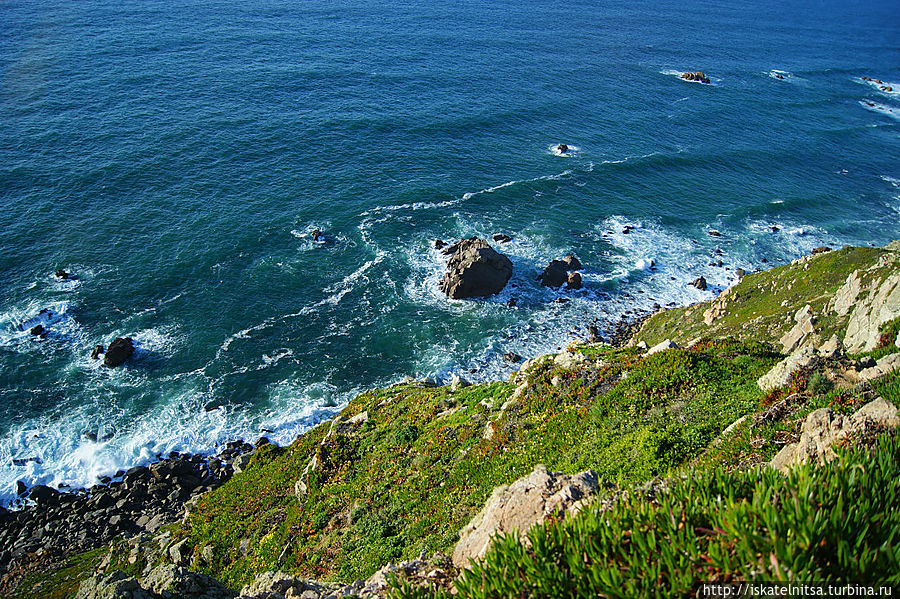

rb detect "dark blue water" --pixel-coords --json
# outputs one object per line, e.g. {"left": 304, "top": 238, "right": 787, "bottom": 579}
{"left": 1, "top": 0, "right": 899, "bottom": 501}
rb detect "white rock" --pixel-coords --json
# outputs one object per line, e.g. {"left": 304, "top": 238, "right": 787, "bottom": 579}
{"left": 646, "top": 339, "right": 678, "bottom": 356}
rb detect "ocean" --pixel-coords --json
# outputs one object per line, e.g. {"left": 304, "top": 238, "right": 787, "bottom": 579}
{"left": 1, "top": 0, "right": 898, "bottom": 502}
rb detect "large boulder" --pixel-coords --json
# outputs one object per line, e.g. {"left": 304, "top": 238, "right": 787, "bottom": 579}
{"left": 539, "top": 260, "right": 568, "bottom": 287}
{"left": 104, "top": 337, "right": 135, "bottom": 368}
{"left": 75, "top": 571, "right": 153, "bottom": 599}
{"left": 452, "top": 465, "right": 600, "bottom": 568}
{"left": 439, "top": 238, "right": 513, "bottom": 299}
{"left": 769, "top": 397, "right": 899, "bottom": 473}
{"left": 836, "top": 269, "right": 900, "bottom": 353}
{"left": 780, "top": 305, "right": 818, "bottom": 354}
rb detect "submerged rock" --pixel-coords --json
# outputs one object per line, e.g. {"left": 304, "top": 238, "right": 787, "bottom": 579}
{"left": 104, "top": 337, "right": 135, "bottom": 368}
{"left": 439, "top": 237, "right": 513, "bottom": 299}
{"left": 681, "top": 71, "right": 710, "bottom": 84}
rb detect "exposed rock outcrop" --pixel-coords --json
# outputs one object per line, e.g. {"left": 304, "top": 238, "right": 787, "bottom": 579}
{"left": 769, "top": 397, "right": 899, "bottom": 473}
{"left": 540, "top": 256, "right": 583, "bottom": 288}
{"left": 780, "top": 305, "right": 818, "bottom": 354}
{"left": 75, "top": 571, "right": 153, "bottom": 599}
{"left": 439, "top": 238, "right": 513, "bottom": 299}
{"left": 452, "top": 465, "right": 600, "bottom": 568}
{"left": 104, "top": 337, "right": 135, "bottom": 368}
{"left": 757, "top": 346, "right": 821, "bottom": 392}
{"left": 681, "top": 71, "right": 710, "bottom": 84}
{"left": 836, "top": 269, "right": 900, "bottom": 352}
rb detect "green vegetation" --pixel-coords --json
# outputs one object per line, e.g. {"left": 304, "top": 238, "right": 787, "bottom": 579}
{"left": 11, "top": 549, "right": 105, "bottom": 599}
{"left": 637, "top": 246, "right": 894, "bottom": 347}
{"left": 176, "top": 339, "right": 778, "bottom": 588}
{"left": 393, "top": 432, "right": 900, "bottom": 598}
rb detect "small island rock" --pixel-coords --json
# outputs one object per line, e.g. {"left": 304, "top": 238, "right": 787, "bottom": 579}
{"left": 104, "top": 337, "right": 135, "bottom": 368}
{"left": 439, "top": 238, "right": 513, "bottom": 299}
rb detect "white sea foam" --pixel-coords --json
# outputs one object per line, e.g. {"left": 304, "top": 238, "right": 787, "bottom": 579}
{"left": 860, "top": 100, "right": 900, "bottom": 122}
{"left": 548, "top": 143, "right": 579, "bottom": 157}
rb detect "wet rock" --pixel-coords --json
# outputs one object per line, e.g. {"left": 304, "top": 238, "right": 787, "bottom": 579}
{"left": 561, "top": 255, "right": 582, "bottom": 271}
{"left": 439, "top": 238, "right": 513, "bottom": 299}
{"left": 452, "top": 465, "right": 600, "bottom": 568}
{"left": 91, "top": 344, "right": 105, "bottom": 360}
{"left": 55, "top": 269, "right": 71, "bottom": 280}
{"left": 566, "top": 272, "right": 582, "bottom": 290}
{"left": 690, "top": 276, "right": 707, "bottom": 291}
{"left": 681, "top": 71, "right": 710, "bottom": 84}
{"left": 28, "top": 484, "right": 59, "bottom": 505}
{"left": 29, "top": 324, "right": 45, "bottom": 336}
{"left": 492, "top": 233, "right": 513, "bottom": 243}
{"left": 103, "top": 337, "right": 135, "bottom": 368}
{"left": 503, "top": 352, "right": 522, "bottom": 363}
{"left": 433, "top": 239, "right": 446, "bottom": 250}
{"left": 708, "top": 229, "right": 721, "bottom": 237}
{"left": 557, "top": 144, "right": 569, "bottom": 153}
{"left": 539, "top": 260, "right": 568, "bottom": 287}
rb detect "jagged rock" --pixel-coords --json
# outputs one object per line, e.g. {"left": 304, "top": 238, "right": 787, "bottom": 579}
{"left": 566, "top": 272, "right": 582, "bottom": 290}
{"left": 811, "top": 246, "right": 832, "bottom": 254}
{"left": 553, "top": 351, "right": 586, "bottom": 370}
{"left": 492, "top": 233, "right": 513, "bottom": 243}
{"left": 503, "top": 352, "right": 522, "bottom": 363}
{"left": 818, "top": 335, "right": 844, "bottom": 360}
{"left": 75, "top": 570, "right": 153, "bottom": 599}
{"left": 91, "top": 344, "right": 105, "bottom": 360}
{"left": 143, "top": 564, "right": 236, "bottom": 599}
{"left": 858, "top": 352, "right": 900, "bottom": 381}
{"left": 104, "top": 337, "right": 135, "bottom": 368}
{"left": 168, "top": 539, "right": 190, "bottom": 565}
{"left": 780, "top": 305, "right": 818, "bottom": 354}
{"left": 539, "top": 260, "right": 568, "bottom": 288}
{"left": 757, "top": 346, "right": 821, "bottom": 392}
{"left": 232, "top": 452, "right": 254, "bottom": 474}
{"left": 55, "top": 269, "right": 71, "bottom": 280}
{"left": 348, "top": 411, "right": 369, "bottom": 425}
{"left": 561, "top": 255, "right": 582, "bottom": 271}
{"left": 452, "top": 465, "right": 600, "bottom": 568}
{"left": 450, "top": 374, "right": 470, "bottom": 392}
{"left": 646, "top": 339, "right": 678, "bottom": 356}
{"left": 681, "top": 71, "right": 710, "bottom": 84}
{"left": 841, "top": 269, "right": 900, "bottom": 352}
{"left": 690, "top": 276, "right": 707, "bottom": 291}
{"left": 433, "top": 239, "right": 446, "bottom": 250}
{"left": 238, "top": 571, "right": 340, "bottom": 599}
{"left": 769, "top": 397, "right": 899, "bottom": 473}
{"left": 439, "top": 238, "right": 513, "bottom": 299}
{"left": 557, "top": 144, "right": 569, "bottom": 153}
{"left": 29, "top": 324, "right": 45, "bottom": 336}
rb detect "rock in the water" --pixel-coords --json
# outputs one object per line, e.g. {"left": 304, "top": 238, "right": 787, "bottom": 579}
{"left": 681, "top": 71, "right": 710, "bottom": 84}
{"left": 104, "top": 337, "right": 135, "bottom": 368}
{"left": 539, "top": 260, "right": 569, "bottom": 288}
{"left": 433, "top": 239, "right": 446, "bottom": 250}
{"left": 55, "top": 269, "right": 70, "bottom": 280}
{"left": 492, "top": 233, "right": 513, "bottom": 243}
{"left": 503, "top": 352, "right": 522, "bottom": 363}
{"left": 770, "top": 397, "right": 899, "bottom": 472}
{"left": 690, "top": 276, "right": 707, "bottom": 291}
{"left": 452, "top": 465, "right": 600, "bottom": 568}
{"left": 566, "top": 272, "right": 582, "bottom": 290}
{"left": 439, "top": 238, "right": 513, "bottom": 299}
{"left": 91, "top": 344, "right": 105, "bottom": 360}
{"left": 29, "top": 324, "right": 45, "bottom": 336}
{"left": 557, "top": 144, "right": 569, "bottom": 153}
{"left": 28, "top": 484, "right": 59, "bottom": 504}
{"left": 561, "top": 255, "right": 582, "bottom": 271}
{"left": 708, "top": 229, "right": 721, "bottom": 237}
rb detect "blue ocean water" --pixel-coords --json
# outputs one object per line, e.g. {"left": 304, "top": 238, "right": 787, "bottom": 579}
{"left": 1, "top": 0, "right": 899, "bottom": 501}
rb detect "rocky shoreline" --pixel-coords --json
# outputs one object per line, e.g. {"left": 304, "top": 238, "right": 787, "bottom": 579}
{"left": 0, "top": 439, "right": 265, "bottom": 594}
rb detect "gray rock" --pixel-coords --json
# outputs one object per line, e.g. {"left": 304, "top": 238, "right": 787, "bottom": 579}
{"left": 439, "top": 238, "right": 513, "bottom": 299}
{"left": 452, "top": 464, "right": 600, "bottom": 568}
{"left": 232, "top": 452, "right": 254, "bottom": 474}
{"left": 646, "top": 339, "right": 678, "bottom": 357}
{"left": 757, "top": 346, "right": 821, "bottom": 393}
{"left": 841, "top": 269, "right": 900, "bottom": 352}
{"left": 770, "top": 397, "right": 899, "bottom": 472}
{"left": 780, "top": 305, "right": 818, "bottom": 354}
{"left": 143, "top": 564, "right": 236, "bottom": 599}
{"left": 75, "top": 570, "right": 153, "bottom": 599}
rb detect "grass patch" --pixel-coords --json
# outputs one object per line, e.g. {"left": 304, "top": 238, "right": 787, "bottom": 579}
{"left": 11, "top": 548, "right": 105, "bottom": 599}
{"left": 393, "top": 431, "right": 900, "bottom": 598}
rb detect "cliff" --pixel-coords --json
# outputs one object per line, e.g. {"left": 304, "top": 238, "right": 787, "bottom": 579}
{"left": 5, "top": 242, "right": 900, "bottom": 598}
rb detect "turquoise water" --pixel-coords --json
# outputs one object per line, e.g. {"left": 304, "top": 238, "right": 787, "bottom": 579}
{"left": 1, "top": 0, "right": 899, "bottom": 501}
